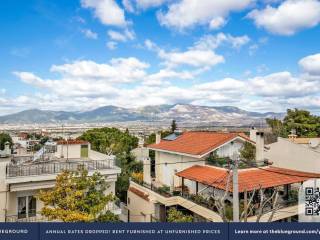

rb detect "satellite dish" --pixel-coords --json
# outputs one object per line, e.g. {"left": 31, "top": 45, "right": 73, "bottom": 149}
{"left": 309, "top": 139, "right": 320, "bottom": 148}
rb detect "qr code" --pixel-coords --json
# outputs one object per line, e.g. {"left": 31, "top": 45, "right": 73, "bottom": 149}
{"left": 305, "top": 187, "right": 320, "bottom": 216}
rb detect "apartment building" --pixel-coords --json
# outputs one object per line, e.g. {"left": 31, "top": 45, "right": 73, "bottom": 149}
{"left": 0, "top": 139, "right": 121, "bottom": 222}
{"left": 127, "top": 131, "right": 320, "bottom": 222}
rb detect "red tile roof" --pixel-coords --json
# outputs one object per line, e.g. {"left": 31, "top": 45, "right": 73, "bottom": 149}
{"left": 176, "top": 165, "right": 320, "bottom": 192}
{"left": 57, "top": 139, "right": 88, "bottom": 145}
{"left": 148, "top": 131, "right": 252, "bottom": 156}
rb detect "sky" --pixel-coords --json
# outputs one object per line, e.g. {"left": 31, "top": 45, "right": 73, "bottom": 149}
{"left": 0, "top": 0, "right": 320, "bottom": 115}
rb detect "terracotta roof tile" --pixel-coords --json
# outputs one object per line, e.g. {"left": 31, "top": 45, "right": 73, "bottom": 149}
{"left": 57, "top": 139, "right": 89, "bottom": 145}
{"left": 148, "top": 131, "right": 252, "bottom": 156}
{"left": 176, "top": 165, "right": 320, "bottom": 192}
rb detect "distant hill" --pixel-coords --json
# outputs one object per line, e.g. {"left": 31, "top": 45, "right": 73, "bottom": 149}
{"left": 0, "top": 104, "right": 284, "bottom": 126}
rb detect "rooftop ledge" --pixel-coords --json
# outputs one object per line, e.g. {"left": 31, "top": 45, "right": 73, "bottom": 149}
{"left": 6, "top": 159, "right": 121, "bottom": 180}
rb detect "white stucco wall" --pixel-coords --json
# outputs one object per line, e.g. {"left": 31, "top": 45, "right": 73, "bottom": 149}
{"left": 127, "top": 190, "right": 155, "bottom": 222}
{"left": 154, "top": 139, "right": 245, "bottom": 188}
{"left": 55, "top": 144, "right": 82, "bottom": 159}
{"left": 265, "top": 138, "right": 320, "bottom": 173}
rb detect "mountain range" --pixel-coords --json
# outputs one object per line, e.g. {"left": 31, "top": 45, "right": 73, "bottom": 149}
{"left": 0, "top": 104, "right": 283, "bottom": 126}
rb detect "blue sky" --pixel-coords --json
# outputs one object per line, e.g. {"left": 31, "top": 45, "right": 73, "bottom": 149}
{"left": 1, "top": 0, "right": 320, "bottom": 115}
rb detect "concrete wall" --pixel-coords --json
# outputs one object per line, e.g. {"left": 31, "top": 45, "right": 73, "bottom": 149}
{"left": 131, "top": 147, "right": 149, "bottom": 162}
{"left": 55, "top": 144, "right": 82, "bottom": 159}
{"left": 266, "top": 137, "right": 320, "bottom": 173}
{"left": 216, "top": 140, "right": 243, "bottom": 158}
{"left": 155, "top": 152, "right": 203, "bottom": 188}
{"left": 127, "top": 190, "right": 155, "bottom": 222}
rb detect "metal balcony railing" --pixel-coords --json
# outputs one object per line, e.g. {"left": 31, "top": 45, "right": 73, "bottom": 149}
{"left": 6, "top": 159, "right": 115, "bottom": 178}
{"left": 5, "top": 215, "right": 49, "bottom": 222}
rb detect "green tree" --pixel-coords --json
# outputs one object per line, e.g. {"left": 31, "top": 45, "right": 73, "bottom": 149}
{"left": 80, "top": 127, "right": 138, "bottom": 154}
{"left": 266, "top": 118, "right": 285, "bottom": 137}
{"left": 38, "top": 168, "right": 118, "bottom": 222}
{"left": 80, "top": 127, "right": 141, "bottom": 202}
{"left": 0, "top": 133, "right": 12, "bottom": 150}
{"left": 115, "top": 153, "right": 143, "bottom": 201}
{"left": 266, "top": 109, "right": 320, "bottom": 137}
{"left": 239, "top": 142, "right": 256, "bottom": 162}
{"left": 167, "top": 208, "right": 193, "bottom": 222}
{"left": 283, "top": 108, "right": 320, "bottom": 137}
{"left": 144, "top": 131, "right": 171, "bottom": 145}
{"left": 40, "top": 136, "right": 49, "bottom": 145}
{"left": 171, "top": 120, "right": 177, "bottom": 133}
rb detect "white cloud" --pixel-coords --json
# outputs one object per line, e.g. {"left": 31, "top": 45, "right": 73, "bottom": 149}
{"left": 81, "top": 29, "right": 98, "bottom": 39}
{"left": 299, "top": 53, "right": 320, "bottom": 75}
{"left": 81, "top": 0, "right": 127, "bottom": 27}
{"left": 249, "top": 71, "right": 319, "bottom": 97}
{"left": 50, "top": 58, "right": 148, "bottom": 81}
{"left": 10, "top": 52, "right": 320, "bottom": 114}
{"left": 106, "top": 41, "right": 117, "bottom": 50}
{"left": 157, "top": 0, "right": 253, "bottom": 30}
{"left": 194, "top": 33, "right": 250, "bottom": 50}
{"left": 14, "top": 58, "right": 149, "bottom": 97}
{"left": 209, "top": 17, "right": 227, "bottom": 30}
{"left": 122, "top": 0, "right": 135, "bottom": 13}
{"left": 122, "top": 0, "right": 168, "bottom": 12}
{"left": 159, "top": 49, "right": 225, "bottom": 68}
{"left": 247, "top": 0, "right": 320, "bottom": 35}
{"left": 107, "top": 29, "right": 135, "bottom": 42}
{"left": 135, "top": 0, "right": 168, "bottom": 9}
{"left": 145, "top": 33, "right": 249, "bottom": 69}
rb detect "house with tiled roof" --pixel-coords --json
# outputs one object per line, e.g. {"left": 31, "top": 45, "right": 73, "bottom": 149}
{"left": 146, "top": 131, "right": 255, "bottom": 188}
{"left": 127, "top": 130, "right": 257, "bottom": 222}
{"left": 127, "top": 129, "right": 320, "bottom": 223}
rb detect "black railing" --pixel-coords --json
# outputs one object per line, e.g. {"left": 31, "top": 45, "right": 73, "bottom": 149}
{"left": 6, "top": 160, "right": 115, "bottom": 178}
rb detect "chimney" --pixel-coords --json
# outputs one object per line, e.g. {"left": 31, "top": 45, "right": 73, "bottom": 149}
{"left": 249, "top": 127, "right": 257, "bottom": 142}
{"left": 155, "top": 132, "right": 161, "bottom": 144}
{"left": 255, "top": 132, "right": 264, "bottom": 166}
{"left": 143, "top": 157, "right": 151, "bottom": 185}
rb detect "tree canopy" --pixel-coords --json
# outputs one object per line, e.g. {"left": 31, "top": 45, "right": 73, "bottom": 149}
{"left": 80, "top": 127, "right": 138, "bottom": 154}
{"left": 266, "top": 108, "right": 320, "bottom": 137}
{"left": 239, "top": 142, "right": 256, "bottom": 162}
{"left": 171, "top": 120, "right": 177, "bottom": 133}
{"left": 80, "top": 127, "right": 141, "bottom": 202}
{"left": 38, "top": 168, "right": 118, "bottom": 222}
{"left": 0, "top": 133, "right": 12, "bottom": 150}
{"left": 167, "top": 208, "right": 193, "bottom": 222}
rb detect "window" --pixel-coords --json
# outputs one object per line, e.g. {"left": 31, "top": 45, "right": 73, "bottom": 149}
{"left": 17, "top": 196, "right": 36, "bottom": 219}
{"left": 81, "top": 144, "right": 88, "bottom": 158}
{"left": 18, "top": 197, "right": 26, "bottom": 219}
{"left": 28, "top": 196, "right": 36, "bottom": 217}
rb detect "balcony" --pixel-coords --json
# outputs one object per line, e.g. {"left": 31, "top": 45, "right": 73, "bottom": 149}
{"left": 130, "top": 178, "right": 299, "bottom": 222}
{"left": 130, "top": 179, "right": 223, "bottom": 222}
{"left": 6, "top": 159, "right": 115, "bottom": 178}
{"left": 5, "top": 215, "right": 49, "bottom": 222}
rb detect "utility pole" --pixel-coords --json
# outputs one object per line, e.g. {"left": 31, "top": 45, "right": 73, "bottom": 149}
{"left": 232, "top": 153, "right": 239, "bottom": 222}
